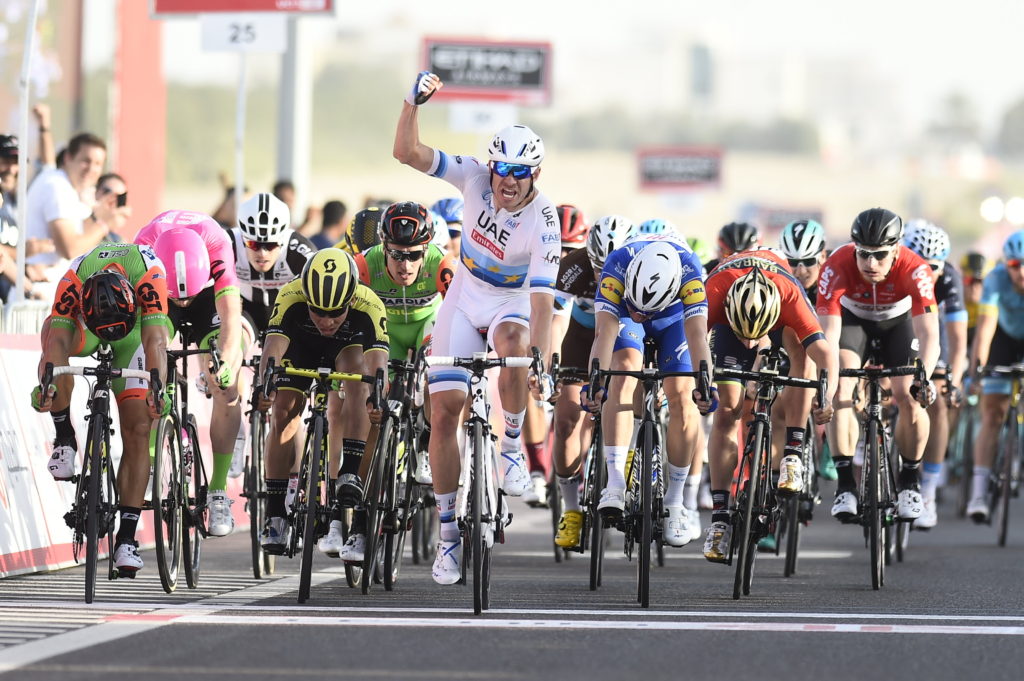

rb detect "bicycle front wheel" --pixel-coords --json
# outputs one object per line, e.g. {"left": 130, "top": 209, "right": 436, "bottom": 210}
{"left": 733, "top": 420, "right": 765, "bottom": 600}
{"left": 471, "top": 421, "right": 489, "bottom": 615}
{"left": 638, "top": 421, "right": 654, "bottom": 608}
{"left": 866, "top": 419, "right": 884, "bottom": 590}
{"left": 247, "top": 407, "right": 274, "bottom": 578}
{"left": 587, "top": 420, "right": 606, "bottom": 591}
{"left": 362, "top": 416, "right": 393, "bottom": 594}
{"left": 298, "top": 416, "right": 325, "bottom": 603}
{"left": 182, "top": 417, "right": 207, "bottom": 589}
{"left": 152, "top": 415, "right": 182, "bottom": 593}
{"left": 83, "top": 417, "right": 106, "bottom": 604}
{"left": 996, "top": 406, "right": 1019, "bottom": 547}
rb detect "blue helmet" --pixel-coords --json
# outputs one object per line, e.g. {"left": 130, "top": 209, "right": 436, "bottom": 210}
{"left": 1004, "top": 230, "right": 1024, "bottom": 262}
{"left": 431, "top": 197, "right": 464, "bottom": 225}
{"left": 638, "top": 218, "right": 675, "bottom": 235}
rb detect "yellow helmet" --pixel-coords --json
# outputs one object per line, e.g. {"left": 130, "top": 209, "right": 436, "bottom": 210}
{"left": 301, "top": 248, "right": 358, "bottom": 311}
{"left": 725, "top": 266, "right": 781, "bottom": 339}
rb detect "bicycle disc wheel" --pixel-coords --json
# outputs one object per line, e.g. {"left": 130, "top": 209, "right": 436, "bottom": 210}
{"left": 84, "top": 418, "right": 106, "bottom": 604}
{"left": 997, "top": 408, "right": 1018, "bottom": 547}
{"left": 298, "top": 417, "right": 325, "bottom": 603}
{"left": 182, "top": 418, "right": 206, "bottom": 590}
{"left": 638, "top": 421, "right": 654, "bottom": 608}
{"left": 867, "top": 420, "right": 883, "bottom": 590}
{"left": 587, "top": 422, "right": 606, "bottom": 591}
{"left": 472, "top": 422, "right": 487, "bottom": 615}
{"left": 152, "top": 416, "right": 182, "bottom": 593}
{"left": 733, "top": 421, "right": 764, "bottom": 600}
{"left": 362, "top": 417, "right": 392, "bottom": 594}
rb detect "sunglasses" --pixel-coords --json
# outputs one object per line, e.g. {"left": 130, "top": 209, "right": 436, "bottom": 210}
{"left": 309, "top": 305, "right": 348, "bottom": 319}
{"left": 386, "top": 247, "right": 425, "bottom": 262}
{"left": 489, "top": 161, "right": 534, "bottom": 179}
{"left": 245, "top": 240, "right": 281, "bottom": 252}
{"left": 964, "top": 276, "right": 982, "bottom": 285}
{"left": 855, "top": 248, "right": 892, "bottom": 262}
{"left": 1007, "top": 259, "right": 1024, "bottom": 269}
{"left": 787, "top": 257, "right": 818, "bottom": 268}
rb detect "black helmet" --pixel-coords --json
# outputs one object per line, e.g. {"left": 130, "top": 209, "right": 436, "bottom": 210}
{"left": 851, "top": 207, "right": 903, "bottom": 247}
{"left": 345, "top": 207, "right": 383, "bottom": 254}
{"left": 381, "top": 201, "right": 433, "bottom": 246}
{"left": 718, "top": 222, "right": 760, "bottom": 253}
{"left": 81, "top": 269, "right": 137, "bottom": 342}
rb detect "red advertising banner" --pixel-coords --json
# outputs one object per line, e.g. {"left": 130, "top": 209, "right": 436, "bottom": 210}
{"left": 638, "top": 147, "right": 723, "bottom": 191}
{"left": 422, "top": 37, "right": 553, "bottom": 106}
{"left": 152, "top": 0, "right": 333, "bottom": 15}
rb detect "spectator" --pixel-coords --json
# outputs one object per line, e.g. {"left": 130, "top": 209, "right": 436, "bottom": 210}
{"left": 273, "top": 178, "right": 319, "bottom": 237}
{"left": 310, "top": 199, "right": 347, "bottom": 250}
{"left": 24, "top": 132, "right": 108, "bottom": 295}
{"left": 94, "top": 172, "right": 131, "bottom": 242}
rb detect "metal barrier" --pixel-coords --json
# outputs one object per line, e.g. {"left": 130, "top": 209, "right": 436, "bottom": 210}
{"left": 2, "top": 300, "right": 50, "bottom": 335}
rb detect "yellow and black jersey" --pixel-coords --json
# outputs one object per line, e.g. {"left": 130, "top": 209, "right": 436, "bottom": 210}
{"left": 267, "top": 278, "right": 389, "bottom": 353}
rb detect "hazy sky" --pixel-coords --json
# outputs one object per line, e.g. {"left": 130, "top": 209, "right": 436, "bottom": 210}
{"left": 78, "top": 0, "right": 1024, "bottom": 135}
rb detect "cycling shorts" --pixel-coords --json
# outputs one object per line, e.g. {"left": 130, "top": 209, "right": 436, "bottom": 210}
{"left": 838, "top": 308, "right": 919, "bottom": 368}
{"left": 981, "top": 324, "right": 1024, "bottom": 395}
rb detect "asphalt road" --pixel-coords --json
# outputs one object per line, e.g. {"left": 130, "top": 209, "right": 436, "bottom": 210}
{"left": 2, "top": 480, "right": 1024, "bottom": 681}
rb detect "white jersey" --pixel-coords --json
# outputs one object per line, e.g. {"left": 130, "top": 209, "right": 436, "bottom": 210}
{"left": 428, "top": 150, "right": 560, "bottom": 301}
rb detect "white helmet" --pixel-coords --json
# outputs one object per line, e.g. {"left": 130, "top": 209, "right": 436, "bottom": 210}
{"left": 239, "top": 193, "right": 290, "bottom": 243}
{"left": 779, "top": 219, "right": 826, "bottom": 260}
{"left": 488, "top": 125, "right": 545, "bottom": 167}
{"left": 624, "top": 242, "right": 682, "bottom": 314}
{"left": 587, "top": 215, "right": 636, "bottom": 272}
{"left": 903, "top": 219, "right": 951, "bottom": 261}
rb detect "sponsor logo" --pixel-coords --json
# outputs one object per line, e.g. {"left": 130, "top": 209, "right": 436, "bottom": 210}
{"left": 454, "top": 155, "right": 463, "bottom": 164}
{"left": 97, "top": 249, "right": 130, "bottom": 260}
{"left": 137, "top": 282, "right": 164, "bottom": 313}
{"left": 543, "top": 252, "right": 560, "bottom": 265}
{"left": 54, "top": 285, "right": 78, "bottom": 316}
{"left": 680, "top": 279, "right": 706, "bottom": 305}
{"left": 912, "top": 265, "right": 934, "bottom": 300}
{"left": 290, "top": 242, "right": 313, "bottom": 256}
{"left": 818, "top": 265, "right": 834, "bottom": 298}
{"left": 599, "top": 276, "right": 624, "bottom": 304}
{"left": 911, "top": 338, "right": 920, "bottom": 351}
{"left": 541, "top": 232, "right": 559, "bottom": 244}
{"left": 504, "top": 217, "right": 518, "bottom": 230}
{"left": 680, "top": 263, "right": 695, "bottom": 278}
{"left": 542, "top": 205, "right": 557, "bottom": 231}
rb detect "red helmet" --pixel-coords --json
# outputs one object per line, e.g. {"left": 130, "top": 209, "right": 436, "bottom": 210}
{"left": 558, "top": 204, "right": 589, "bottom": 249}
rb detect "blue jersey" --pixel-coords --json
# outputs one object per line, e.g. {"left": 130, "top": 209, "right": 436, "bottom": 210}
{"left": 594, "top": 234, "right": 707, "bottom": 321}
{"left": 979, "top": 263, "right": 1024, "bottom": 340}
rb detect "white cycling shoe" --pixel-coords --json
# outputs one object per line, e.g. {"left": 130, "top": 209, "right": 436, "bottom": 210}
{"left": 207, "top": 491, "right": 235, "bottom": 537}
{"left": 663, "top": 506, "right": 696, "bottom": 547}
{"left": 317, "top": 520, "right": 345, "bottom": 557}
{"left": 432, "top": 539, "right": 462, "bottom": 585}
{"left": 500, "top": 450, "right": 531, "bottom": 496}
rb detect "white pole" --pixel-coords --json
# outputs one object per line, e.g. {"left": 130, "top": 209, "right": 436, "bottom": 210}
{"left": 233, "top": 52, "right": 248, "bottom": 230}
{"left": 13, "top": 0, "right": 43, "bottom": 306}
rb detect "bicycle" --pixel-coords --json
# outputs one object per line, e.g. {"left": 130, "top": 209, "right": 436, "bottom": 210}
{"left": 263, "top": 360, "right": 383, "bottom": 603}
{"left": 547, "top": 353, "right": 589, "bottom": 565}
{"left": 946, "top": 370, "right": 978, "bottom": 518}
{"left": 590, "top": 339, "right": 709, "bottom": 608}
{"left": 716, "top": 347, "right": 826, "bottom": 599}
{"left": 779, "top": 415, "right": 821, "bottom": 578}
{"left": 837, "top": 362, "right": 922, "bottom": 590}
{"left": 42, "top": 348, "right": 157, "bottom": 604}
{"left": 150, "top": 334, "right": 216, "bottom": 592}
{"left": 424, "top": 350, "right": 540, "bottom": 615}
{"left": 241, "top": 354, "right": 274, "bottom": 579}
{"left": 361, "top": 350, "right": 432, "bottom": 593}
{"left": 978, "top": 363, "right": 1024, "bottom": 546}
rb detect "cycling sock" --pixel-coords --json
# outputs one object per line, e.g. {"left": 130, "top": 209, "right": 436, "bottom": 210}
{"left": 605, "top": 446, "right": 628, "bottom": 490}
{"left": 503, "top": 408, "right": 526, "bottom": 442}
{"left": 784, "top": 427, "right": 805, "bottom": 457}
{"left": 436, "top": 491, "right": 459, "bottom": 541}
{"left": 972, "top": 467, "right": 991, "bottom": 500}
{"left": 683, "top": 474, "right": 701, "bottom": 510}
{"left": 899, "top": 458, "right": 922, "bottom": 488}
{"left": 116, "top": 506, "right": 141, "bottom": 543}
{"left": 52, "top": 407, "right": 76, "bottom": 444}
{"left": 340, "top": 438, "right": 366, "bottom": 477}
{"left": 525, "top": 441, "right": 548, "bottom": 477}
{"left": 665, "top": 463, "right": 690, "bottom": 507}
{"left": 834, "top": 455, "right": 856, "bottom": 491}
{"left": 921, "top": 462, "right": 943, "bottom": 500}
{"left": 209, "top": 451, "right": 232, "bottom": 492}
{"left": 267, "top": 478, "right": 288, "bottom": 518}
{"left": 558, "top": 475, "right": 581, "bottom": 511}
{"left": 711, "top": 489, "right": 731, "bottom": 525}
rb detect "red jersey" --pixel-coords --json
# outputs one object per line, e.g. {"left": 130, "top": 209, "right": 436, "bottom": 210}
{"left": 706, "top": 249, "right": 824, "bottom": 346}
{"left": 816, "top": 243, "right": 938, "bottom": 321}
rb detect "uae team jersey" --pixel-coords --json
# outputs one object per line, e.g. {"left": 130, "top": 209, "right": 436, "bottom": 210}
{"left": 134, "top": 210, "right": 240, "bottom": 298}
{"left": 816, "top": 243, "right": 938, "bottom": 321}
{"left": 427, "top": 150, "right": 560, "bottom": 298}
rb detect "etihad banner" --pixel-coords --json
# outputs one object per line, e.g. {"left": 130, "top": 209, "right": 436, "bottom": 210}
{"left": 422, "top": 37, "right": 553, "bottom": 106}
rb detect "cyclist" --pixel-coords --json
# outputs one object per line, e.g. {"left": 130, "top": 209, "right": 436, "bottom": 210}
{"left": 817, "top": 208, "right": 940, "bottom": 523}
{"left": 335, "top": 207, "right": 383, "bottom": 255}
{"left": 686, "top": 236, "right": 715, "bottom": 272}
{"left": 232, "top": 192, "right": 316, "bottom": 332}
{"left": 551, "top": 214, "right": 637, "bottom": 547}
{"left": 706, "top": 221, "right": 761, "bottom": 272}
{"left": 33, "top": 242, "right": 170, "bottom": 575}
{"left": 778, "top": 218, "right": 837, "bottom": 482}
{"left": 135, "top": 210, "right": 244, "bottom": 538}
{"left": 965, "top": 230, "right": 1024, "bottom": 522}
{"left": 901, "top": 220, "right": 967, "bottom": 529}
{"left": 583, "top": 236, "right": 716, "bottom": 547}
{"left": 256, "top": 248, "right": 390, "bottom": 555}
{"left": 961, "top": 251, "right": 992, "bottom": 350}
{"left": 700, "top": 250, "right": 838, "bottom": 561}
{"left": 431, "top": 197, "right": 464, "bottom": 255}
{"left": 394, "top": 71, "right": 559, "bottom": 585}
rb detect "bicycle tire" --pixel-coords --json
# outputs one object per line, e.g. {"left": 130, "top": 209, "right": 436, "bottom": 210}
{"left": 362, "top": 416, "right": 393, "bottom": 594}
{"left": 385, "top": 424, "right": 416, "bottom": 590}
{"left": 953, "top": 403, "right": 975, "bottom": 518}
{"left": 997, "top": 406, "right": 1018, "bottom": 547}
{"left": 638, "top": 421, "right": 654, "bottom": 608}
{"left": 867, "top": 419, "right": 883, "bottom": 590}
{"left": 587, "top": 420, "right": 606, "bottom": 591}
{"left": 298, "top": 416, "right": 325, "bottom": 603}
{"left": 182, "top": 417, "right": 206, "bottom": 590}
{"left": 340, "top": 508, "right": 363, "bottom": 588}
{"left": 783, "top": 495, "right": 800, "bottom": 577}
{"left": 733, "top": 420, "right": 765, "bottom": 600}
{"left": 248, "top": 407, "right": 274, "bottom": 578}
{"left": 83, "top": 417, "right": 106, "bottom": 604}
{"left": 104, "top": 462, "right": 116, "bottom": 582}
{"left": 549, "top": 465, "right": 564, "bottom": 563}
{"left": 471, "top": 421, "right": 487, "bottom": 615}
{"left": 152, "top": 415, "right": 182, "bottom": 593}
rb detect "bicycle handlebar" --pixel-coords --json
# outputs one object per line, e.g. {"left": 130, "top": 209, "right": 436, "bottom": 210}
{"left": 838, "top": 365, "right": 920, "bottom": 379}
{"left": 589, "top": 360, "right": 711, "bottom": 403}
{"left": 425, "top": 355, "right": 534, "bottom": 371}
{"left": 981, "top": 363, "right": 1024, "bottom": 377}
{"left": 44, "top": 362, "right": 155, "bottom": 383}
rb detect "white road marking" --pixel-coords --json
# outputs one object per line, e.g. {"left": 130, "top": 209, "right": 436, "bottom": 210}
{"left": 499, "top": 550, "right": 854, "bottom": 560}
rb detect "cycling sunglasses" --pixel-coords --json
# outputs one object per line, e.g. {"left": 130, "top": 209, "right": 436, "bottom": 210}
{"left": 386, "top": 246, "right": 426, "bottom": 262}
{"left": 309, "top": 305, "right": 348, "bottom": 319}
{"left": 855, "top": 248, "right": 892, "bottom": 262}
{"left": 245, "top": 239, "right": 282, "bottom": 252}
{"left": 489, "top": 161, "right": 535, "bottom": 180}
{"left": 787, "top": 257, "right": 818, "bottom": 268}
{"left": 1007, "top": 259, "right": 1024, "bottom": 269}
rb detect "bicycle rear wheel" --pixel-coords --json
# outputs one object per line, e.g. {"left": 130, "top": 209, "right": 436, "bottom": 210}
{"left": 247, "top": 408, "right": 274, "bottom": 578}
{"left": 733, "top": 420, "right": 765, "bottom": 600}
{"left": 83, "top": 418, "right": 105, "bottom": 604}
{"left": 152, "top": 415, "right": 182, "bottom": 593}
{"left": 638, "top": 421, "right": 654, "bottom": 608}
{"left": 298, "top": 416, "right": 325, "bottom": 603}
{"left": 182, "top": 417, "right": 207, "bottom": 589}
{"left": 953, "top": 402, "right": 975, "bottom": 517}
{"left": 362, "top": 416, "right": 393, "bottom": 594}
{"left": 996, "top": 406, "right": 1018, "bottom": 547}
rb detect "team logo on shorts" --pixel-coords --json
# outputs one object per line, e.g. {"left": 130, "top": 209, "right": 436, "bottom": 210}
{"left": 599, "top": 276, "right": 624, "bottom": 304}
